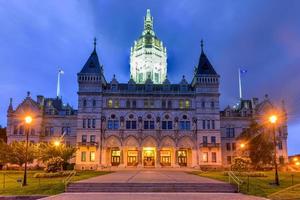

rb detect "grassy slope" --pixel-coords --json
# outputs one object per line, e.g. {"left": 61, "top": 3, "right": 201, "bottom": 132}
{"left": 191, "top": 171, "right": 300, "bottom": 199}
{"left": 0, "top": 170, "right": 111, "bottom": 196}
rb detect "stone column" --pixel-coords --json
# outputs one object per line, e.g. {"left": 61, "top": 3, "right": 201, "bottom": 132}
{"left": 137, "top": 146, "right": 143, "bottom": 168}
{"left": 119, "top": 147, "right": 125, "bottom": 168}
{"left": 173, "top": 147, "right": 180, "bottom": 168}
{"left": 156, "top": 147, "right": 161, "bottom": 168}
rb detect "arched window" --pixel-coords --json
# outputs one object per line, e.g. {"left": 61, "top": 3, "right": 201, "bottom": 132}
{"left": 144, "top": 114, "right": 154, "bottom": 130}
{"left": 107, "top": 114, "right": 119, "bottom": 130}
{"left": 179, "top": 115, "right": 190, "bottom": 130}
{"left": 162, "top": 114, "right": 172, "bottom": 130}
{"left": 126, "top": 114, "right": 137, "bottom": 130}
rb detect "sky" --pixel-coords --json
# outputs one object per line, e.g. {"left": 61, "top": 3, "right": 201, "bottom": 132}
{"left": 0, "top": 0, "right": 299, "bottom": 155}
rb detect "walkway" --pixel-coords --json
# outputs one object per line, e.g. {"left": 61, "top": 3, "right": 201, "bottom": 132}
{"left": 76, "top": 170, "right": 223, "bottom": 183}
{"left": 41, "top": 170, "right": 267, "bottom": 200}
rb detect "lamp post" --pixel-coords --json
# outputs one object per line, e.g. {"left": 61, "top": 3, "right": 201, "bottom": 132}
{"left": 23, "top": 115, "right": 32, "bottom": 186}
{"left": 269, "top": 115, "right": 279, "bottom": 186}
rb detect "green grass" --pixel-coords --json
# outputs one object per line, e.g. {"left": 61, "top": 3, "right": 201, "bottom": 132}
{"left": 0, "top": 170, "right": 111, "bottom": 196}
{"left": 191, "top": 171, "right": 300, "bottom": 199}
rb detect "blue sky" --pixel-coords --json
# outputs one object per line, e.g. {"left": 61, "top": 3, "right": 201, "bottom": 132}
{"left": 0, "top": 0, "right": 299, "bottom": 155}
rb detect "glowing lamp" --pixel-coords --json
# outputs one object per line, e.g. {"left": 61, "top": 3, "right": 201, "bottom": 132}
{"left": 269, "top": 115, "right": 278, "bottom": 124}
{"left": 25, "top": 116, "right": 33, "bottom": 124}
{"left": 293, "top": 157, "right": 298, "bottom": 162}
{"left": 54, "top": 140, "right": 61, "bottom": 147}
{"left": 240, "top": 143, "right": 245, "bottom": 148}
{"left": 296, "top": 162, "right": 300, "bottom": 166}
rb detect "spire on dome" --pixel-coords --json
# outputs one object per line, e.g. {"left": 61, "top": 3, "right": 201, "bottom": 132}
{"left": 143, "top": 9, "right": 154, "bottom": 35}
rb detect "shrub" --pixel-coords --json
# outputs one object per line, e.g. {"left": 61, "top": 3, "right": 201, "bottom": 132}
{"left": 45, "top": 157, "right": 64, "bottom": 173}
{"left": 33, "top": 171, "right": 76, "bottom": 178}
{"left": 231, "top": 157, "right": 250, "bottom": 172}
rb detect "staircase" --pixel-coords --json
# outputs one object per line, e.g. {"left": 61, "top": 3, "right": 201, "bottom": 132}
{"left": 66, "top": 182, "right": 237, "bottom": 193}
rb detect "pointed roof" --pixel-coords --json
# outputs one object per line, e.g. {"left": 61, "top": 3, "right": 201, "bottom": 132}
{"left": 180, "top": 75, "right": 188, "bottom": 85}
{"left": 195, "top": 40, "right": 217, "bottom": 75}
{"left": 80, "top": 38, "right": 103, "bottom": 74}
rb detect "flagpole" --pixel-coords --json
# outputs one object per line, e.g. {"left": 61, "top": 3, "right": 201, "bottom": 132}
{"left": 57, "top": 69, "right": 63, "bottom": 99}
{"left": 238, "top": 68, "right": 242, "bottom": 99}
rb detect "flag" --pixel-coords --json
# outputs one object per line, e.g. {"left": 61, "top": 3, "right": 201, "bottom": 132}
{"left": 240, "top": 69, "right": 247, "bottom": 74}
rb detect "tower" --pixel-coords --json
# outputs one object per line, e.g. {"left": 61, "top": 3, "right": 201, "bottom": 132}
{"left": 76, "top": 38, "right": 106, "bottom": 169}
{"left": 130, "top": 9, "right": 167, "bottom": 84}
{"left": 192, "top": 40, "right": 222, "bottom": 166}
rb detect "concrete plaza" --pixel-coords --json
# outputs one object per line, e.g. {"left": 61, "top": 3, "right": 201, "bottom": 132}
{"left": 41, "top": 170, "right": 267, "bottom": 200}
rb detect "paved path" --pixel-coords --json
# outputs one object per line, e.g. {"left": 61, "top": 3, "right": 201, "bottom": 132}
{"left": 42, "top": 192, "right": 267, "bottom": 200}
{"left": 76, "top": 170, "right": 223, "bottom": 183}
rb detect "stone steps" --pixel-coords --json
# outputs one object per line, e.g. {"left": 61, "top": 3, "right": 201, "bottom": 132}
{"left": 67, "top": 182, "right": 237, "bottom": 193}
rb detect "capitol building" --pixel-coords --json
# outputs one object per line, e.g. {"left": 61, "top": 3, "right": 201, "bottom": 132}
{"left": 6, "top": 9, "right": 288, "bottom": 170}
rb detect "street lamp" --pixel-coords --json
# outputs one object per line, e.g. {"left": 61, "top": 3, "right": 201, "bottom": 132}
{"left": 54, "top": 140, "right": 61, "bottom": 147}
{"left": 23, "top": 115, "right": 32, "bottom": 186}
{"left": 240, "top": 143, "right": 245, "bottom": 148}
{"left": 269, "top": 114, "right": 279, "bottom": 186}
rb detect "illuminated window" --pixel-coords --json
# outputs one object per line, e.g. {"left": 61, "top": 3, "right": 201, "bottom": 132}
{"left": 90, "top": 151, "right": 95, "bottom": 162}
{"left": 179, "top": 100, "right": 184, "bottom": 109}
{"left": 138, "top": 73, "right": 143, "bottom": 82}
{"left": 155, "top": 73, "right": 159, "bottom": 83}
{"left": 203, "top": 152, "right": 208, "bottom": 162}
{"left": 114, "top": 100, "right": 119, "bottom": 108}
{"left": 185, "top": 100, "right": 190, "bottom": 109}
{"left": 107, "top": 99, "right": 113, "bottom": 108}
{"left": 81, "top": 152, "right": 86, "bottom": 162}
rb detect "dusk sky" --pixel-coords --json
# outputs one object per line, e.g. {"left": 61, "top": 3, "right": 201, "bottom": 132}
{"left": 0, "top": 0, "right": 299, "bottom": 155}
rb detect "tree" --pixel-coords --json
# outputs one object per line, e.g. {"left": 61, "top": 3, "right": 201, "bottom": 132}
{"left": 0, "top": 140, "right": 9, "bottom": 168}
{"left": 8, "top": 141, "right": 37, "bottom": 168}
{"left": 238, "top": 120, "right": 274, "bottom": 170}
{"left": 37, "top": 142, "right": 76, "bottom": 169}
{"left": 0, "top": 126, "right": 7, "bottom": 143}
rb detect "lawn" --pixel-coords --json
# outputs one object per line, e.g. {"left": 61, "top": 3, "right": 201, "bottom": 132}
{"left": 0, "top": 170, "right": 111, "bottom": 196}
{"left": 191, "top": 171, "right": 300, "bottom": 199}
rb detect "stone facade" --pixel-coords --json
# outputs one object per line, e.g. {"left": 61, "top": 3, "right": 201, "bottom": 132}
{"left": 6, "top": 9, "right": 288, "bottom": 170}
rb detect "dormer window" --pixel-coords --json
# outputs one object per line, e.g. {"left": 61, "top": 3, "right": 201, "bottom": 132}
{"left": 111, "top": 85, "right": 117, "bottom": 91}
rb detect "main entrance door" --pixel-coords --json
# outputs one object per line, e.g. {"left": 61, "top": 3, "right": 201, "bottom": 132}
{"left": 160, "top": 150, "right": 171, "bottom": 166}
{"left": 143, "top": 147, "right": 155, "bottom": 167}
{"left": 111, "top": 150, "right": 120, "bottom": 166}
{"left": 177, "top": 150, "right": 187, "bottom": 166}
{"left": 127, "top": 150, "right": 138, "bottom": 166}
